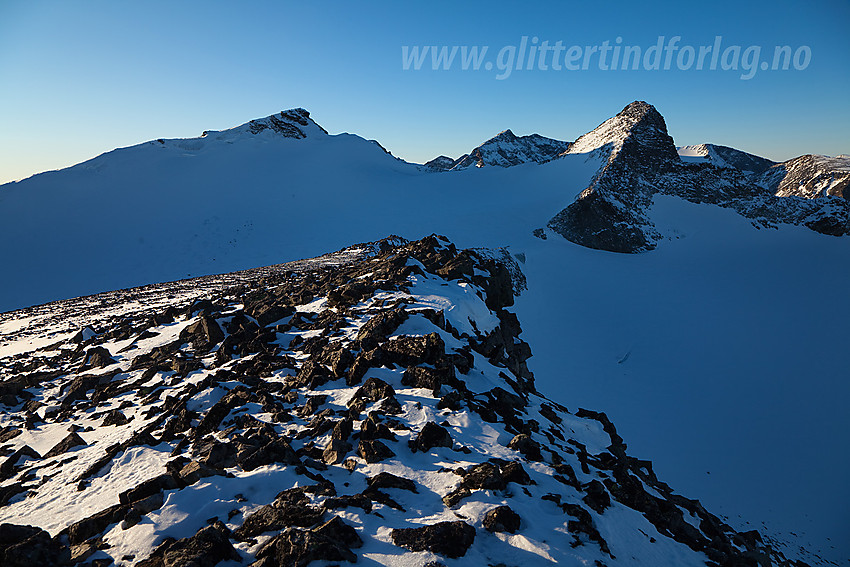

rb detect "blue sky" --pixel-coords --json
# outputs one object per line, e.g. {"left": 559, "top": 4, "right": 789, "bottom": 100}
{"left": 1, "top": 0, "right": 848, "bottom": 184}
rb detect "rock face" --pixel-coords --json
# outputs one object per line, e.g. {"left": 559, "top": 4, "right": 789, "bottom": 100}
{"left": 548, "top": 101, "right": 850, "bottom": 252}
{"left": 245, "top": 108, "right": 329, "bottom": 139}
{"left": 426, "top": 130, "right": 570, "bottom": 170}
{"left": 0, "top": 235, "right": 806, "bottom": 566}
{"left": 391, "top": 520, "right": 476, "bottom": 558}
{"left": 760, "top": 154, "right": 850, "bottom": 199}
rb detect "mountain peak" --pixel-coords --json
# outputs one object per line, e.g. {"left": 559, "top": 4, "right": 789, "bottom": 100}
{"left": 492, "top": 128, "right": 517, "bottom": 141}
{"left": 567, "top": 100, "right": 676, "bottom": 163}
{"left": 427, "top": 130, "right": 569, "bottom": 171}
{"left": 241, "top": 108, "right": 329, "bottom": 139}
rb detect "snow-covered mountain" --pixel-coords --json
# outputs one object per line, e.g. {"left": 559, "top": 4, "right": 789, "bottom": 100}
{"left": 677, "top": 144, "right": 775, "bottom": 175}
{"left": 2, "top": 102, "right": 849, "bottom": 565}
{"left": 0, "top": 236, "right": 809, "bottom": 566}
{"left": 758, "top": 153, "right": 850, "bottom": 199}
{"left": 1, "top": 101, "right": 846, "bottom": 310}
{"left": 425, "top": 130, "right": 570, "bottom": 171}
{"left": 548, "top": 101, "right": 850, "bottom": 252}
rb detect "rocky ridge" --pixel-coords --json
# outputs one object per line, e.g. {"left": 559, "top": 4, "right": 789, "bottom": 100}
{"left": 0, "top": 236, "right": 804, "bottom": 566}
{"left": 426, "top": 130, "right": 570, "bottom": 171}
{"left": 547, "top": 102, "right": 850, "bottom": 252}
{"left": 759, "top": 154, "right": 850, "bottom": 200}
{"left": 677, "top": 144, "right": 776, "bottom": 175}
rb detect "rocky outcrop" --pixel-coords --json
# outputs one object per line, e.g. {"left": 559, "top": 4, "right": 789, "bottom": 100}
{"left": 760, "top": 154, "right": 850, "bottom": 199}
{"left": 391, "top": 521, "right": 476, "bottom": 558}
{"left": 0, "top": 235, "right": 806, "bottom": 566}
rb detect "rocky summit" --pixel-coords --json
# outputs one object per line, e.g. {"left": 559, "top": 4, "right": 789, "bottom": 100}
{"left": 547, "top": 101, "right": 850, "bottom": 252}
{"left": 0, "top": 235, "right": 805, "bottom": 566}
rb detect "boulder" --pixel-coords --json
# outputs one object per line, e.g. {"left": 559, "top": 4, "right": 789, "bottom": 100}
{"left": 44, "top": 432, "right": 87, "bottom": 459}
{"left": 357, "top": 440, "right": 395, "bottom": 463}
{"left": 391, "top": 521, "right": 475, "bottom": 558}
{"left": 483, "top": 505, "right": 521, "bottom": 533}
{"left": 409, "top": 422, "right": 452, "bottom": 453}
{"left": 137, "top": 521, "right": 240, "bottom": 567}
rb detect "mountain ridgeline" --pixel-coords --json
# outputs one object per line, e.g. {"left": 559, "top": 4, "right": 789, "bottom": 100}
{"left": 0, "top": 236, "right": 807, "bottom": 566}
{"left": 0, "top": 101, "right": 847, "bottom": 310}
{"left": 543, "top": 102, "right": 850, "bottom": 252}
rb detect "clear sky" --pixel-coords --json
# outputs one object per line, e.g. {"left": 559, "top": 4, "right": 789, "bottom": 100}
{"left": 1, "top": 0, "right": 848, "bottom": 184}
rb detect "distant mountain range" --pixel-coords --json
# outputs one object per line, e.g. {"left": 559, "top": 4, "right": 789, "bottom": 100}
{"left": 0, "top": 101, "right": 847, "bottom": 307}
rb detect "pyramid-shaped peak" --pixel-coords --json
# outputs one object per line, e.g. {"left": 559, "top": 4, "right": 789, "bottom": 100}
{"left": 620, "top": 100, "right": 661, "bottom": 117}
{"left": 490, "top": 129, "right": 517, "bottom": 141}
{"left": 567, "top": 100, "right": 674, "bottom": 158}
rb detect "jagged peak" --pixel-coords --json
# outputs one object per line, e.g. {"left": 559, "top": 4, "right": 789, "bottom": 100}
{"left": 488, "top": 128, "right": 517, "bottom": 142}
{"left": 428, "top": 129, "right": 569, "bottom": 171}
{"left": 566, "top": 100, "right": 673, "bottom": 158}
{"left": 240, "top": 108, "right": 328, "bottom": 139}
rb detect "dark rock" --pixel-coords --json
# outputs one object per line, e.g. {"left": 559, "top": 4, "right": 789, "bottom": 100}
{"left": 401, "top": 365, "right": 454, "bottom": 395}
{"left": 500, "top": 461, "right": 533, "bottom": 485}
{"left": 44, "top": 432, "right": 87, "bottom": 459}
{"left": 437, "top": 390, "right": 464, "bottom": 410}
{"left": 122, "top": 492, "right": 165, "bottom": 529}
{"left": 119, "top": 473, "right": 179, "bottom": 506}
{"left": 0, "top": 427, "right": 22, "bottom": 443}
{"left": 320, "top": 346, "right": 354, "bottom": 378}
{"left": 238, "top": 438, "right": 298, "bottom": 471}
{"left": 348, "top": 377, "right": 395, "bottom": 406}
{"left": 561, "top": 502, "right": 611, "bottom": 556}
{"left": 298, "top": 395, "right": 327, "bottom": 417}
{"left": 507, "top": 433, "right": 543, "bottom": 461}
{"left": 461, "top": 462, "right": 507, "bottom": 490}
{"left": 322, "top": 439, "right": 352, "bottom": 465}
{"left": 294, "top": 359, "right": 332, "bottom": 389}
{"left": 356, "top": 308, "right": 408, "bottom": 350}
{"left": 323, "top": 494, "right": 373, "bottom": 513}
{"left": 178, "top": 461, "right": 224, "bottom": 485}
{"left": 101, "top": 409, "right": 129, "bottom": 427}
{"left": 441, "top": 488, "right": 471, "bottom": 508}
{"left": 582, "top": 479, "right": 611, "bottom": 514}
{"left": 357, "top": 439, "right": 395, "bottom": 463}
{"left": 361, "top": 487, "right": 405, "bottom": 511}
{"left": 391, "top": 521, "right": 475, "bottom": 558}
{"left": 313, "top": 515, "right": 363, "bottom": 549}
{"left": 483, "top": 505, "right": 521, "bottom": 533}
{"left": 0, "top": 445, "right": 40, "bottom": 480}
{"left": 196, "top": 438, "right": 237, "bottom": 469}
{"left": 235, "top": 502, "right": 324, "bottom": 539}
{"left": 366, "top": 472, "right": 417, "bottom": 493}
{"left": 327, "top": 280, "right": 375, "bottom": 308}
{"left": 67, "top": 504, "right": 127, "bottom": 545}
{"left": 195, "top": 387, "right": 250, "bottom": 436}
{"left": 179, "top": 315, "right": 224, "bottom": 352}
{"left": 380, "top": 333, "right": 445, "bottom": 367}
{"left": 137, "top": 521, "right": 240, "bottom": 567}
{"left": 0, "top": 483, "right": 27, "bottom": 506}
{"left": 0, "top": 523, "right": 71, "bottom": 567}
{"left": 253, "top": 525, "right": 357, "bottom": 566}
{"left": 331, "top": 417, "right": 353, "bottom": 441}
{"left": 246, "top": 298, "right": 293, "bottom": 328}
{"left": 359, "top": 413, "right": 396, "bottom": 441}
{"left": 409, "top": 422, "right": 452, "bottom": 453}
{"left": 80, "top": 346, "right": 116, "bottom": 370}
